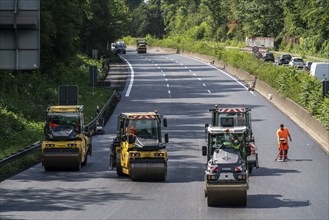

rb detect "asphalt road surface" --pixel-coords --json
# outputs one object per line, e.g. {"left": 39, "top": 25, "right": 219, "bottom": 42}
{"left": 1, "top": 49, "right": 328, "bottom": 220}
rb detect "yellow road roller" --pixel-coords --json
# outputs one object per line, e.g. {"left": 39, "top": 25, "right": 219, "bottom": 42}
{"left": 110, "top": 111, "right": 168, "bottom": 181}
{"left": 42, "top": 105, "right": 92, "bottom": 171}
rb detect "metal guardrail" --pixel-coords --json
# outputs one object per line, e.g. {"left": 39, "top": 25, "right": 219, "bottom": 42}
{"left": 84, "top": 90, "right": 119, "bottom": 135}
{"left": 0, "top": 141, "right": 41, "bottom": 167}
{"left": 0, "top": 91, "right": 119, "bottom": 167}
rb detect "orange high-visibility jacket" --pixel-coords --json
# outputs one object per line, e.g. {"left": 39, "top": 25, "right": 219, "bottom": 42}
{"left": 276, "top": 128, "right": 290, "bottom": 150}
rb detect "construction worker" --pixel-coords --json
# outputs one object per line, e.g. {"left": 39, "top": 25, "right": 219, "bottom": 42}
{"left": 232, "top": 139, "right": 240, "bottom": 150}
{"left": 276, "top": 124, "right": 292, "bottom": 160}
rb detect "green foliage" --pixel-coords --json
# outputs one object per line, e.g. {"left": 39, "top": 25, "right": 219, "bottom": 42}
{"left": 126, "top": 0, "right": 329, "bottom": 56}
{"left": 0, "top": 54, "right": 112, "bottom": 159}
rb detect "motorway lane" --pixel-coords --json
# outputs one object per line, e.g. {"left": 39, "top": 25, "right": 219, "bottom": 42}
{"left": 0, "top": 49, "right": 328, "bottom": 220}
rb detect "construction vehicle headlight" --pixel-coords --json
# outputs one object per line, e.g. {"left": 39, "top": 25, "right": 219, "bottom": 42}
{"left": 154, "top": 153, "right": 164, "bottom": 157}
{"left": 46, "top": 144, "right": 55, "bottom": 147}
{"left": 68, "top": 143, "right": 77, "bottom": 147}
{"left": 207, "top": 175, "right": 217, "bottom": 181}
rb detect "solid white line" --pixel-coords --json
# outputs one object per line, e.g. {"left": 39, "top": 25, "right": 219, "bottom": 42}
{"left": 120, "top": 56, "right": 134, "bottom": 97}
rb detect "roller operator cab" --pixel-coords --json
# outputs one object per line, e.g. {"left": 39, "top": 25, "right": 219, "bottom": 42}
{"left": 42, "top": 105, "right": 92, "bottom": 171}
{"left": 110, "top": 111, "right": 169, "bottom": 181}
{"left": 203, "top": 126, "right": 249, "bottom": 207}
{"left": 210, "top": 106, "right": 259, "bottom": 173}
{"left": 136, "top": 39, "right": 147, "bottom": 53}
{"left": 202, "top": 106, "right": 257, "bottom": 206}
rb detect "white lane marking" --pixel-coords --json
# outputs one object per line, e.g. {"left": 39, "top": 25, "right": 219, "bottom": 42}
{"left": 203, "top": 83, "right": 206, "bottom": 86}
{"left": 160, "top": 70, "right": 163, "bottom": 72}
{"left": 170, "top": 59, "right": 174, "bottom": 61}
{"left": 189, "top": 70, "right": 192, "bottom": 72}
{"left": 193, "top": 73, "right": 196, "bottom": 76}
{"left": 158, "top": 66, "right": 161, "bottom": 69}
{"left": 177, "top": 55, "right": 256, "bottom": 96}
{"left": 163, "top": 73, "right": 166, "bottom": 77}
{"left": 208, "top": 90, "right": 211, "bottom": 93}
{"left": 168, "top": 90, "right": 171, "bottom": 94}
{"left": 120, "top": 56, "right": 134, "bottom": 97}
{"left": 155, "top": 63, "right": 158, "bottom": 66}
{"left": 165, "top": 78, "right": 168, "bottom": 81}
{"left": 185, "top": 66, "right": 188, "bottom": 69}
{"left": 198, "top": 78, "right": 202, "bottom": 81}
{"left": 180, "top": 63, "right": 184, "bottom": 65}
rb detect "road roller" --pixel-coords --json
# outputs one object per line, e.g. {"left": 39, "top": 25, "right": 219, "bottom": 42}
{"left": 110, "top": 111, "right": 169, "bottom": 181}
{"left": 202, "top": 120, "right": 251, "bottom": 206}
{"left": 42, "top": 105, "right": 92, "bottom": 171}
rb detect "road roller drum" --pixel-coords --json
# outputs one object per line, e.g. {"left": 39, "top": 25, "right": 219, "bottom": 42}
{"left": 130, "top": 159, "right": 167, "bottom": 181}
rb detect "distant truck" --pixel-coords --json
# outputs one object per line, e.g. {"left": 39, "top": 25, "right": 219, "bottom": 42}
{"left": 136, "top": 39, "right": 147, "bottom": 53}
{"left": 310, "top": 63, "right": 329, "bottom": 81}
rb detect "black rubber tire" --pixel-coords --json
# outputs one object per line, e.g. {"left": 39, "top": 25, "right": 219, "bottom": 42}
{"left": 116, "top": 152, "right": 124, "bottom": 176}
{"left": 248, "top": 164, "right": 253, "bottom": 174}
{"left": 82, "top": 153, "right": 88, "bottom": 166}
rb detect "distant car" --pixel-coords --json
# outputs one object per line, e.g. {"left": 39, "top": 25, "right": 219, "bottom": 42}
{"left": 278, "top": 54, "right": 292, "bottom": 65}
{"left": 289, "top": 57, "right": 305, "bottom": 70}
{"left": 115, "top": 41, "right": 126, "bottom": 54}
{"left": 111, "top": 43, "right": 116, "bottom": 53}
{"left": 304, "top": 61, "right": 313, "bottom": 71}
{"left": 310, "top": 62, "right": 329, "bottom": 81}
{"left": 262, "top": 52, "right": 275, "bottom": 62}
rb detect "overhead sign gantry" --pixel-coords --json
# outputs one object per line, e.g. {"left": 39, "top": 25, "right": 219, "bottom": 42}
{"left": 0, "top": 0, "right": 40, "bottom": 70}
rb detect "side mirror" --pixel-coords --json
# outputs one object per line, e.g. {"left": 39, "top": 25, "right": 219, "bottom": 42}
{"left": 164, "top": 133, "right": 169, "bottom": 143}
{"left": 163, "top": 118, "right": 167, "bottom": 127}
{"left": 202, "top": 146, "right": 207, "bottom": 156}
{"left": 127, "top": 134, "right": 136, "bottom": 144}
